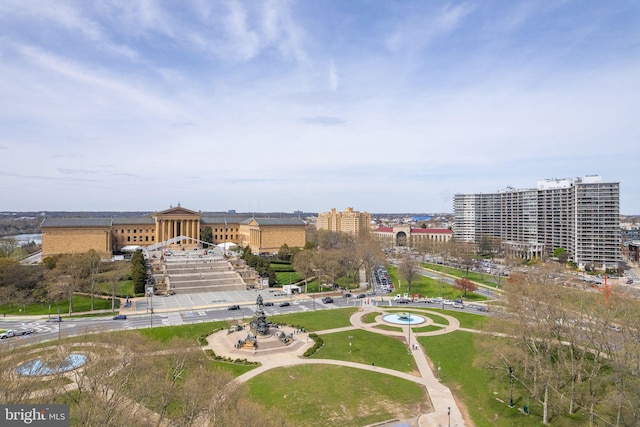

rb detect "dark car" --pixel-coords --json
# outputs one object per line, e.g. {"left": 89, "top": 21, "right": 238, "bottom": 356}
{"left": 279, "top": 302, "right": 290, "bottom": 307}
{"left": 322, "top": 297, "right": 334, "bottom": 304}
{"left": 228, "top": 305, "right": 241, "bottom": 311}
{"left": 113, "top": 314, "right": 127, "bottom": 320}
{"left": 356, "top": 294, "right": 366, "bottom": 299}
{"left": 343, "top": 293, "right": 352, "bottom": 298}
{"left": 264, "top": 301, "right": 274, "bottom": 306}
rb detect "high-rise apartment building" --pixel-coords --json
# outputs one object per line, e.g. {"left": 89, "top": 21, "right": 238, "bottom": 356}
{"left": 316, "top": 207, "right": 371, "bottom": 236}
{"left": 453, "top": 176, "right": 620, "bottom": 269}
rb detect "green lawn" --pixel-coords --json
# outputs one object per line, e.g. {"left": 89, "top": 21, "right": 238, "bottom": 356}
{"left": 210, "top": 359, "right": 259, "bottom": 377}
{"left": 275, "top": 271, "right": 304, "bottom": 285}
{"left": 95, "top": 279, "right": 135, "bottom": 298}
{"left": 0, "top": 295, "right": 116, "bottom": 316}
{"left": 269, "top": 307, "right": 359, "bottom": 332}
{"left": 247, "top": 364, "right": 429, "bottom": 427}
{"left": 313, "top": 329, "right": 416, "bottom": 373}
{"left": 387, "top": 265, "right": 487, "bottom": 302}
{"left": 436, "top": 309, "right": 490, "bottom": 329}
{"left": 362, "top": 312, "right": 379, "bottom": 324}
{"left": 418, "top": 331, "right": 584, "bottom": 427}
{"left": 422, "top": 262, "right": 506, "bottom": 288}
{"left": 139, "top": 321, "right": 227, "bottom": 342}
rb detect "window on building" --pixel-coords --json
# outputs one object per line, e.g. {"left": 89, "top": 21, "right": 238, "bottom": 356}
{"left": 127, "top": 236, "right": 131, "bottom": 242}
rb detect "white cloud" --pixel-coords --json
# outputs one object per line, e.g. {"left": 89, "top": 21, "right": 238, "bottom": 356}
{"left": 328, "top": 60, "right": 339, "bottom": 91}
{"left": 385, "top": 2, "right": 475, "bottom": 52}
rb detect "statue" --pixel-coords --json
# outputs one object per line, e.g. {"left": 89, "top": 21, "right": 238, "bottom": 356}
{"left": 250, "top": 294, "right": 270, "bottom": 336}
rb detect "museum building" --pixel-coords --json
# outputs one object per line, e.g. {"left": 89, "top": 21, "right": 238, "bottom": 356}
{"left": 41, "top": 206, "right": 307, "bottom": 258}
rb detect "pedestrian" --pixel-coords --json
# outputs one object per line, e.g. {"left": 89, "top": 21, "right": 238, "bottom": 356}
{"left": 371, "top": 362, "right": 375, "bottom": 368}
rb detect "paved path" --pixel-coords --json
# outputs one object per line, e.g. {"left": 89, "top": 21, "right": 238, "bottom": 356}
{"left": 203, "top": 302, "right": 467, "bottom": 427}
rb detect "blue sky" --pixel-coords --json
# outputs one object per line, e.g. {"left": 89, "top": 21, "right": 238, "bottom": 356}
{"left": 1, "top": 1, "right": 639, "bottom": 214}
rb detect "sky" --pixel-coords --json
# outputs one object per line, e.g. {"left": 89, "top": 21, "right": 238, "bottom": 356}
{"left": 1, "top": 1, "right": 639, "bottom": 214}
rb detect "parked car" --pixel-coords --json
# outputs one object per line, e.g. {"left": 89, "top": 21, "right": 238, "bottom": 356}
{"left": 113, "top": 314, "right": 127, "bottom": 320}
{"left": 279, "top": 302, "right": 290, "bottom": 307}
{"left": 452, "top": 302, "right": 464, "bottom": 309}
{"left": 46, "top": 316, "right": 63, "bottom": 322}
{"left": 322, "top": 297, "right": 334, "bottom": 304}
{"left": 0, "top": 330, "right": 16, "bottom": 339}
{"left": 228, "top": 305, "right": 241, "bottom": 311}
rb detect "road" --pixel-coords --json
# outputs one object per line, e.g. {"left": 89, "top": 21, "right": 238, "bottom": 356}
{"left": 0, "top": 288, "right": 492, "bottom": 347}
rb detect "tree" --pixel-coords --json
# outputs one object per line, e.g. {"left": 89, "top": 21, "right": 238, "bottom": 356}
{"left": 553, "top": 247, "right": 568, "bottom": 263}
{"left": 131, "top": 250, "right": 147, "bottom": 294}
{"left": 356, "top": 233, "right": 384, "bottom": 290}
{"left": 50, "top": 254, "right": 88, "bottom": 314}
{"left": 453, "top": 277, "right": 477, "bottom": 297}
{"left": 278, "top": 244, "right": 292, "bottom": 261}
{"left": 398, "top": 255, "right": 419, "bottom": 295}
{"left": 0, "top": 237, "right": 19, "bottom": 258}
{"left": 292, "top": 249, "right": 316, "bottom": 292}
{"left": 200, "top": 227, "right": 213, "bottom": 244}
{"left": 85, "top": 249, "right": 102, "bottom": 311}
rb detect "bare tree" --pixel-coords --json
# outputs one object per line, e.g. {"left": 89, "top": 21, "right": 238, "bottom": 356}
{"left": 398, "top": 255, "right": 419, "bottom": 295}
{"left": 85, "top": 249, "right": 102, "bottom": 311}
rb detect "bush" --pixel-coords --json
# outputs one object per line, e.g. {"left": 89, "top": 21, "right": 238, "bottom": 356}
{"left": 303, "top": 333, "right": 324, "bottom": 357}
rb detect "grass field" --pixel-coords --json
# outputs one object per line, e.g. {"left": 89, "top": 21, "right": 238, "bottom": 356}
{"left": 0, "top": 295, "right": 116, "bottom": 316}
{"left": 417, "top": 331, "right": 585, "bottom": 427}
{"left": 313, "top": 329, "right": 416, "bottom": 373}
{"left": 95, "top": 279, "right": 135, "bottom": 298}
{"left": 138, "top": 321, "right": 227, "bottom": 342}
{"left": 386, "top": 266, "right": 488, "bottom": 302}
{"left": 247, "top": 364, "right": 430, "bottom": 427}
{"left": 269, "top": 307, "right": 359, "bottom": 332}
{"left": 422, "top": 262, "right": 506, "bottom": 288}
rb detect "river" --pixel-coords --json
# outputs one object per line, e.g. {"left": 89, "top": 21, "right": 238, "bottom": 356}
{"left": 0, "top": 233, "right": 42, "bottom": 245}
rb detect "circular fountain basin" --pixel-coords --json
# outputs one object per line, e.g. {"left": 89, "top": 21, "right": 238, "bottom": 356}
{"left": 17, "top": 353, "right": 87, "bottom": 376}
{"left": 382, "top": 313, "right": 426, "bottom": 325}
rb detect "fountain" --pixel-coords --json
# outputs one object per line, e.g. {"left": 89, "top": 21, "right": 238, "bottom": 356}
{"left": 18, "top": 353, "right": 87, "bottom": 376}
{"left": 382, "top": 312, "right": 426, "bottom": 325}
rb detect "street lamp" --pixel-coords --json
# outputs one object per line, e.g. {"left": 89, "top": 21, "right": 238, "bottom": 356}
{"left": 408, "top": 314, "right": 412, "bottom": 354}
{"left": 57, "top": 308, "right": 61, "bottom": 341}
{"left": 448, "top": 406, "right": 451, "bottom": 427}
{"left": 437, "top": 361, "right": 441, "bottom": 380}
{"left": 348, "top": 335, "right": 353, "bottom": 353}
{"left": 509, "top": 366, "right": 515, "bottom": 407}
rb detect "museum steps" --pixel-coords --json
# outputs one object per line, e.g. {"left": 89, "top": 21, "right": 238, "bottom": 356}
{"left": 163, "top": 256, "right": 246, "bottom": 294}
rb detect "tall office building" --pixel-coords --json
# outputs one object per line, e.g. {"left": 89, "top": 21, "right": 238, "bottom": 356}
{"left": 453, "top": 176, "right": 620, "bottom": 269}
{"left": 317, "top": 207, "right": 371, "bottom": 236}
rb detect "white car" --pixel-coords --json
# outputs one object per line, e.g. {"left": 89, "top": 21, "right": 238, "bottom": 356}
{"left": 0, "top": 330, "right": 16, "bottom": 339}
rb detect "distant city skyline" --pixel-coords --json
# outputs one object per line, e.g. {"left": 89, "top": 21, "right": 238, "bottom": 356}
{"left": 1, "top": 1, "right": 638, "bottom": 214}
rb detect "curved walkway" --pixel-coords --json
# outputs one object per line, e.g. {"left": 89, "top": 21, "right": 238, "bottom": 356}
{"left": 203, "top": 301, "right": 467, "bottom": 427}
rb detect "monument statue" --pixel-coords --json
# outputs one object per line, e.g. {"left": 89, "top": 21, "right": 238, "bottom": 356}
{"left": 250, "top": 294, "right": 270, "bottom": 336}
